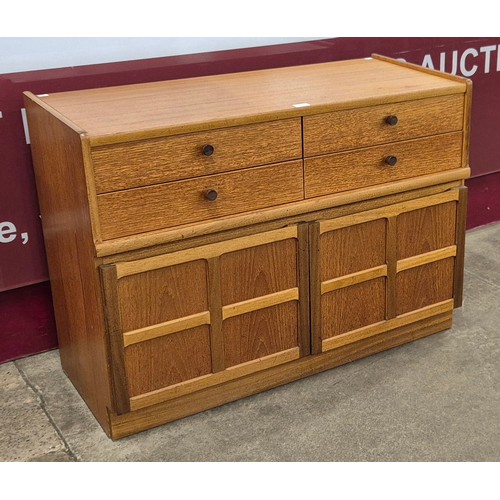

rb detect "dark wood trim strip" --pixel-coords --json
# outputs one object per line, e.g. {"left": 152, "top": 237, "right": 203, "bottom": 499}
{"left": 99, "top": 264, "right": 130, "bottom": 415}
{"left": 386, "top": 216, "right": 398, "bottom": 320}
{"left": 297, "top": 222, "right": 311, "bottom": 357}
{"left": 462, "top": 80, "right": 473, "bottom": 169}
{"left": 309, "top": 222, "right": 322, "bottom": 355}
{"left": 454, "top": 186, "right": 468, "bottom": 307}
{"left": 207, "top": 258, "right": 225, "bottom": 372}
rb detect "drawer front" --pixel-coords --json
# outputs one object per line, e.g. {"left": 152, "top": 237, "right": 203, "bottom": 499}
{"left": 303, "top": 94, "right": 464, "bottom": 156}
{"left": 92, "top": 118, "right": 302, "bottom": 193}
{"left": 305, "top": 132, "right": 462, "bottom": 198}
{"left": 98, "top": 160, "right": 304, "bottom": 240}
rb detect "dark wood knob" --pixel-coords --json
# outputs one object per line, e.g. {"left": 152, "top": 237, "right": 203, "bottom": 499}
{"left": 385, "top": 155, "right": 398, "bottom": 166}
{"left": 385, "top": 115, "right": 398, "bottom": 126}
{"left": 204, "top": 189, "right": 218, "bottom": 201}
{"left": 202, "top": 144, "right": 215, "bottom": 156}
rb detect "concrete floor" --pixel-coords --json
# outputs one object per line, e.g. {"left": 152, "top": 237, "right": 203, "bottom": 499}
{"left": 1, "top": 222, "right": 499, "bottom": 462}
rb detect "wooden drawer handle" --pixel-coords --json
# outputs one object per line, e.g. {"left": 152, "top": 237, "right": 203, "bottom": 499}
{"left": 204, "top": 189, "right": 218, "bottom": 201}
{"left": 202, "top": 144, "right": 215, "bottom": 156}
{"left": 385, "top": 155, "right": 398, "bottom": 166}
{"left": 385, "top": 115, "right": 398, "bottom": 126}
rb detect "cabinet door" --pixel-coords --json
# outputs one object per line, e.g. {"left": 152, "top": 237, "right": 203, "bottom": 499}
{"left": 101, "top": 224, "right": 309, "bottom": 414}
{"left": 310, "top": 187, "right": 467, "bottom": 353}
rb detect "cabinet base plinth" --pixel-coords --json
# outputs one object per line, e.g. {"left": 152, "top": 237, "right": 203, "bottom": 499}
{"left": 108, "top": 311, "right": 453, "bottom": 440}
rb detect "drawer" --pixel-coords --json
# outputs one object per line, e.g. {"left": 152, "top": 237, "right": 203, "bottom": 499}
{"left": 97, "top": 160, "right": 304, "bottom": 240}
{"left": 303, "top": 94, "right": 464, "bottom": 156}
{"left": 305, "top": 132, "right": 462, "bottom": 198}
{"left": 91, "top": 118, "right": 302, "bottom": 193}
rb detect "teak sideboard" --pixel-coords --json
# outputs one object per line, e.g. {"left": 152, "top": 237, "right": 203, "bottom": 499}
{"left": 24, "top": 55, "right": 471, "bottom": 439}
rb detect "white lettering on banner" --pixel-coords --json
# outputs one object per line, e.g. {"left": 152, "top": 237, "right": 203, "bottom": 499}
{"left": 460, "top": 48, "right": 479, "bottom": 77}
{"left": 480, "top": 45, "right": 497, "bottom": 73}
{"left": 0, "top": 221, "right": 29, "bottom": 245}
{"left": 399, "top": 44, "right": 500, "bottom": 77}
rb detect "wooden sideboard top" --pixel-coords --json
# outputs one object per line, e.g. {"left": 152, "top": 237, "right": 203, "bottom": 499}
{"left": 25, "top": 56, "right": 466, "bottom": 146}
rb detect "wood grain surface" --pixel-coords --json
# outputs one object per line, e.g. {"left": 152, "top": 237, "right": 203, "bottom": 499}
{"left": 114, "top": 225, "right": 298, "bottom": 278}
{"left": 38, "top": 58, "right": 466, "bottom": 145}
{"left": 320, "top": 218, "right": 387, "bottom": 280}
{"left": 124, "top": 326, "right": 212, "bottom": 397}
{"left": 23, "top": 93, "right": 113, "bottom": 433}
{"left": 303, "top": 94, "right": 464, "bottom": 156}
{"left": 25, "top": 56, "right": 471, "bottom": 440}
{"left": 100, "top": 265, "right": 130, "bottom": 414}
{"left": 397, "top": 201, "right": 457, "bottom": 259}
{"left": 96, "top": 172, "right": 468, "bottom": 257}
{"left": 396, "top": 246, "right": 457, "bottom": 273}
{"left": 321, "top": 265, "right": 388, "bottom": 294}
{"left": 220, "top": 238, "right": 297, "bottom": 305}
{"left": 129, "top": 347, "right": 300, "bottom": 411}
{"left": 453, "top": 187, "right": 468, "bottom": 307}
{"left": 396, "top": 258, "right": 455, "bottom": 315}
{"left": 118, "top": 260, "right": 208, "bottom": 332}
{"left": 123, "top": 311, "right": 211, "bottom": 347}
{"left": 305, "top": 132, "right": 463, "bottom": 198}
{"left": 92, "top": 119, "right": 302, "bottom": 193}
{"left": 222, "top": 301, "right": 299, "bottom": 368}
{"left": 98, "top": 160, "right": 304, "bottom": 240}
{"left": 322, "top": 299, "right": 454, "bottom": 351}
{"left": 321, "top": 278, "right": 387, "bottom": 339}
{"left": 222, "top": 289, "right": 299, "bottom": 320}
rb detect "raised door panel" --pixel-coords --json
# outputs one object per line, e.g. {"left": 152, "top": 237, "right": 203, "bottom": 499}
{"left": 116, "top": 261, "right": 211, "bottom": 398}
{"left": 312, "top": 215, "right": 389, "bottom": 353}
{"left": 220, "top": 238, "right": 297, "bottom": 304}
{"left": 395, "top": 193, "right": 463, "bottom": 315}
{"left": 321, "top": 278, "right": 386, "bottom": 339}
{"left": 101, "top": 224, "right": 308, "bottom": 414}
{"left": 320, "top": 219, "right": 387, "bottom": 280}
{"left": 397, "top": 202, "right": 457, "bottom": 259}
{"left": 223, "top": 302, "right": 299, "bottom": 368}
{"left": 219, "top": 229, "right": 308, "bottom": 369}
{"left": 396, "top": 258, "right": 455, "bottom": 316}
{"left": 312, "top": 188, "right": 466, "bottom": 353}
{"left": 118, "top": 260, "right": 208, "bottom": 331}
{"left": 125, "top": 326, "right": 212, "bottom": 397}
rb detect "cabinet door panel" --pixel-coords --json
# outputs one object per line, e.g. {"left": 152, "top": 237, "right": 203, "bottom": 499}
{"left": 118, "top": 260, "right": 208, "bottom": 331}
{"left": 396, "top": 258, "right": 455, "bottom": 316}
{"left": 102, "top": 224, "right": 307, "bottom": 413}
{"left": 397, "top": 201, "right": 457, "bottom": 259}
{"left": 125, "top": 326, "right": 212, "bottom": 397}
{"left": 223, "top": 302, "right": 299, "bottom": 368}
{"left": 313, "top": 215, "right": 389, "bottom": 353}
{"left": 220, "top": 238, "right": 297, "bottom": 305}
{"left": 312, "top": 188, "right": 465, "bottom": 354}
{"left": 320, "top": 219, "right": 386, "bottom": 280}
{"left": 321, "top": 278, "right": 386, "bottom": 339}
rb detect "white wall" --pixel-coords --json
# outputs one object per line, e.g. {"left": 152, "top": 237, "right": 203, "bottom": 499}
{"left": 0, "top": 37, "right": 325, "bottom": 74}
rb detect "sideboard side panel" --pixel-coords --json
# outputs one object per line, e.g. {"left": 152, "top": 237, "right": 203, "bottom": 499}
{"left": 23, "top": 94, "right": 113, "bottom": 435}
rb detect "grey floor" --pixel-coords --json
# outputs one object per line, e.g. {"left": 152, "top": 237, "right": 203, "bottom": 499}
{"left": 1, "top": 222, "right": 499, "bottom": 462}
